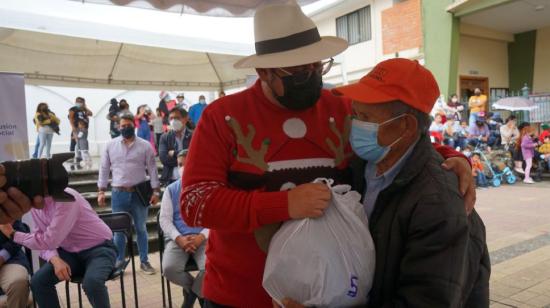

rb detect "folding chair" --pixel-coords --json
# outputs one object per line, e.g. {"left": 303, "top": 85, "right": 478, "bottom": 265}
{"left": 157, "top": 213, "right": 201, "bottom": 308}
{"left": 22, "top": 223, "right": 36, "bottom": 308}
{"left": 65, "top": 212, "right": 139, "bottom": 308}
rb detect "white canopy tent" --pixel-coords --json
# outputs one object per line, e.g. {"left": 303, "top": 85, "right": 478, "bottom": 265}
{"left": 0, "top": 27, "right": 253, "bottom": 91}
{"left": 81, "top": 0, "right": 318, "bottom": 17}
{"left": 0, "top": 0, "right": 344, "bottom": 157}
{"left": 0, "top": 0, "right": 332, "bottom": 91}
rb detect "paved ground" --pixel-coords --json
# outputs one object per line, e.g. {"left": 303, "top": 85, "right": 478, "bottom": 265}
{"left": 53, "top": 180, "right": 550, "bottom": 308}
{"left": 477, "top": 181, "right": 550, "bottom": 308}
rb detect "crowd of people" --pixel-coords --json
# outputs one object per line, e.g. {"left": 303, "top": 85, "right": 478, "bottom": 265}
{"left": 0, "top": 2, "right": 499, "bottom": 308}
{"left": 429, "top": 90, "right": 550, "bottom": 187}
{"left": 30, "top": 92, "right": 216, "bottom": 162}
{"left": 15, "top": 92, "right": 214, "bottom": 306}
{"left": 0, "top": 108, "right": 208, "bottom": 307}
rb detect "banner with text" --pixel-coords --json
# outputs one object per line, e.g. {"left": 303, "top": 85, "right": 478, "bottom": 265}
{"left": 0, "top": 72, "right": 29, "bottom": 161}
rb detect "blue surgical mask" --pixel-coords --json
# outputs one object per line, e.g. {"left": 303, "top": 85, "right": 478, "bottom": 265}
{"left": 350, "top": 115, "right": 405, "bottom": 163}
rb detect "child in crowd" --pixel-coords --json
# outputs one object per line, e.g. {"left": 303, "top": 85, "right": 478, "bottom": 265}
{"left": 152, "top": 108, "right": 165, "bottom": 153}
{"left": 462, "top": 145, "right": 473, "bottom": 158}
{"left": 429, "top": 114, "right": 445, "bottom": 134}
{"left": 454, "top": 121, "right": 470, "bottom": 151}
{"left": 520, "top": 126, "right": 537, "bottom": 184}
{"left": 471, "top": 152, "right": 488, "bottom": 188}
{"left": 443, "top": 116, "right": 460, "bottom": 149}
{"left": 538, "top": 135, "right": 550, "bottom": 169}
{"left": 77, "top": 119, "right": 91, "bottom": 167}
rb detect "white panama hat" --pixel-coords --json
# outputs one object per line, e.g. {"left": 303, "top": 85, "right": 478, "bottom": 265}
{"left": 234, "top": 1, "right": 348, "bottom": 69}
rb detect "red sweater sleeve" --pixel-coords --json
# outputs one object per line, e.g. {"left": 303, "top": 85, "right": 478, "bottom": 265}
{"left": 180, "top": 106, "right": 290, "bottom": 232}
{"left": 433, "top": 143, "right": 471, "bottom": 167}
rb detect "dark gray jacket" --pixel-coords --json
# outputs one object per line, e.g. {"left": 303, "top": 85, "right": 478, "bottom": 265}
{"left": 159, "top": 129, "right": 192, "bottom": 184}
{"left": 351, "top": 135, "right": 490, "bottom": 308}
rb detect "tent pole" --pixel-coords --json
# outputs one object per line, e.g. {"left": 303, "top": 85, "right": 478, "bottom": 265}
{"left": 206, "top": 52, "right": 223, "bottom": 93}
{"left": 108, "top": 43, "right": 124, "bottom": 84}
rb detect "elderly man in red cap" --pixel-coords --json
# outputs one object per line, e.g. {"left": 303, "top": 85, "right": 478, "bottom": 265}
{"left": 180, "top": 2, "right": 476, "bottom": 307}
{"left": 283, "top": 59, "right": 490, "bottom": 308}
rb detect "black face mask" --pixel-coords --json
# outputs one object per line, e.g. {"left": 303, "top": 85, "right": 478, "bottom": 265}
{"left": 476, "top": 121, "right": 484, "bottom": 127}
{"left": 273, "top": 70, "right": 323, "bottom": 111}
{"left": 120, "top": 126, "right": 135, "bottom": 139}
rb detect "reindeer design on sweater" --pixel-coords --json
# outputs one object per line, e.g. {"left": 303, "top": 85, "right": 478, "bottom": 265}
{"left": 225, "top": 114, "right": 353, "bottom": 192}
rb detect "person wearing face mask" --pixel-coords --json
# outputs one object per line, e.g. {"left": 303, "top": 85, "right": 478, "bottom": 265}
{"left": 283, "top": 58, "right": 490, "bottom": 308}
{"left": 188, "top": 95, "right": 208, "bottom": 126}
{"left": 179, "top": 3, "right": 476, "bottom": 307}
{"left": 97, "top": 112, "right": 160, "bottom": 275}
{"left": 176, "top": 93, "right": 189, "bottom": 111}
{"left": 447, "top": 93, "right": 464, "bottom": 121}
{"left": 159, "top": 107, "right": 192, "bottom": 186}
{"left": 107, "top": 98, "right": 121, "bottom": 139}
{"left": 159, "top": 150, "right": 207, "bottom": 308}
{"left": 68, "top": 97, "right": 92, "bottom": 163}
{"left": 339, "top": 59, "right": 488, "bottom": 308}
{"left": 519, "top": 125, "right": 537, "bottom": 184}
{"left": 468, "top": 88, "right": 487, "bottom": 126}
{"left": 34, "top": 102, "right": 60, "bottom": 158}
{"left": 468, "top": 113, "right": 491, "bottom": 148}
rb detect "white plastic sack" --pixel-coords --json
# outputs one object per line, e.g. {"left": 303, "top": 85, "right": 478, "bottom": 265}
{"left": 263, "top": 179, "right": 376, "bottom": 308}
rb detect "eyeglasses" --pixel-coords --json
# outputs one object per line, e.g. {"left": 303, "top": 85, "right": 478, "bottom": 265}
{"left": 275, "top": 58, "right": 334, "bottom": 85}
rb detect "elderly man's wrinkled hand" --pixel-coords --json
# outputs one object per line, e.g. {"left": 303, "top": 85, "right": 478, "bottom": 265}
{"left": 442, "top": 157, "right": 476, "bottom": 215}
{"left": 0, "top": 164, "right": 43, "bottom": 224}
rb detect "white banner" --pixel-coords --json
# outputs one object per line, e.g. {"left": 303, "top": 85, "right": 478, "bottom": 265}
{"left": 0, "top": 73, "right": 38, "bottom": 271}
{"left": 0, "top": 72, "right": 29, "bottom": 161}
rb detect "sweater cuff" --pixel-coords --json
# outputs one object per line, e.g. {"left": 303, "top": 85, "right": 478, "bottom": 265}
{"left": 435, "top": 144, "right": 472, "bottom": 168}
{"left": 251, "top": 191, "right": 290, "bottom": 227}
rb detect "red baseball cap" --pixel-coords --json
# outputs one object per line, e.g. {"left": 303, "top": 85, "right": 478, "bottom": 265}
{"left": 332, "top": 58, "right": 440, "bottom": 113}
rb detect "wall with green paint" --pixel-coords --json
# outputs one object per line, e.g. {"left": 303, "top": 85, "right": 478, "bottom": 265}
{"left": 422, "top": 0, "right": 459, "bottom": 99}
{"left": 508, "top": 30, "right": 536, "bottom": 92}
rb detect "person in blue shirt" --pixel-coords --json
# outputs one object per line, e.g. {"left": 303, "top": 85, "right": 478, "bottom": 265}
{"left": 188, "top": 95, "right": 208, "bottom": 126}
{"left": 136, "top": 105, "right": 153, "bottom": 142}
{"left": 0, "top": 220, "right": 30, "bottom": 308}
{"left": 159, "top": 150, "right": 207, "bottom": 307}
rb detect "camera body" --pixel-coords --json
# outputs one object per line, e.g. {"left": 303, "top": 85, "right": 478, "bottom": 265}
{"left": 1, "top": 153, "right": 75, "bottom": 202}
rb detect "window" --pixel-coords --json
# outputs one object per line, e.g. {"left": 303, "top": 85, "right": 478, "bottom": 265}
{"left": 336, "top": 6, "right": 372, "bottom": 45}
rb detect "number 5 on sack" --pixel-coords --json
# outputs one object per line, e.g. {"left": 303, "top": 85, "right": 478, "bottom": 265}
{"left": 347, "top": 275, "right": 358, "bottom": 298}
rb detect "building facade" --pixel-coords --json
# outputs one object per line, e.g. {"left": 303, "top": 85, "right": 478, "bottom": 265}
{"left": 312, "top": 0, "right": 550, "bottom": 105}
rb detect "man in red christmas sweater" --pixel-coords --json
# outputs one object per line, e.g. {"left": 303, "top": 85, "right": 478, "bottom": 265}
{"left": 181, "top": 2, "right": 476, "bottom": 307}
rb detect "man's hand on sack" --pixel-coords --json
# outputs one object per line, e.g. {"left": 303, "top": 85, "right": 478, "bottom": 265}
{"left": 0, "top": 164, "right": 43, "bottom": 224}
{"left": 288, "top": 183, "right": 331, "bottom": 219}
{"left": 442, "top": 157, "right": 476, "bottom": 215}
{"left": 272, "top": 298, "right": 305, "bottom": 308}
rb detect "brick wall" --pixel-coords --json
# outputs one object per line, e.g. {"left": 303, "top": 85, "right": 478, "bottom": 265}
{"left": 381, "top": 0, "right": 423, "bottom": 55}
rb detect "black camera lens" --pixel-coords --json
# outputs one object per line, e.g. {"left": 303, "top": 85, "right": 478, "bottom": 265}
{"left": 1, "top": 153, "right": 75, "bottom": 202}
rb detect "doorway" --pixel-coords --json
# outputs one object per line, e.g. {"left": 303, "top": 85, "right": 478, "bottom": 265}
{"left": 459, "top": 76, "right": 489, "bottom": 110}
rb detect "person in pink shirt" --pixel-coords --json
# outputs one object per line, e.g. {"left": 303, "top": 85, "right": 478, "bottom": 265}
{"left": 520, "top": 126, "right": 537, "bottom": 184}
{"left": 0, "top": 188, "right": 115, "bottom": 308}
